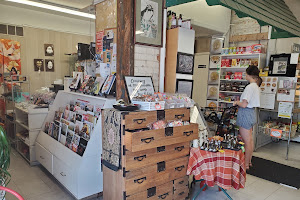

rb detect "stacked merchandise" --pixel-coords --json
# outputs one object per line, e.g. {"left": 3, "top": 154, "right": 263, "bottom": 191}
{"left": 221, "top": 44, "right": 265, "bottom": 55}
{"left": 221, "top": 58, "right": 259, "bottom": 68}
{"left": 44, "top": 100, "right": 102, "bottom": 156}
{"left": 260, "top": 121, "right": 297, "bottom": 139}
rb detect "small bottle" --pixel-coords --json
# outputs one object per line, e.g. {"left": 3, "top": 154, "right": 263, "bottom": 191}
{"left": 178, "top": 14, "right": 182, "bottom": 27}
{"left": 171, "top": 12, "right": 177, "bottom": 29}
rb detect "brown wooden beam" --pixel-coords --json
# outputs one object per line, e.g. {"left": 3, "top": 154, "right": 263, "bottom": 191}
{"left": 116, "top": 0, "right": 135, "bottom": 102}
{"left": 230, "top": 32, "right": 269, "bottom": 43}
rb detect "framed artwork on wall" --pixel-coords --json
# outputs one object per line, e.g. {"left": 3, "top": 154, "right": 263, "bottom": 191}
{"left": 134, "top": 0, "right": 163, "bottom": 47}
{"left": 34, "top": 59, "right": 44, "bottom": 71}
{"left": 44, "top": 44, "right": 54, "bottom": 56}
{"left": 176, "top": 52, "right": 194, "bottom": 75}
{"left": 45, "top": 59, "right": 54, "bottom": 72}
{"left": 176, "top": 79, "right": 194, "bottom": 98}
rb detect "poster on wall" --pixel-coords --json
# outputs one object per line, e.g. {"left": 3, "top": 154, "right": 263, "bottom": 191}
{"left": 278, "top": 102, "right": 293, "bottom": 119}
{"left": 260, "top": 93, "right": 276, "bottom": 110}
{"left": 45, "top": 59, "right": 54, "bottom": 72}
{"left": 210, "top": 38, "right": 223, "bottom": 54}
{"left": 44, "top": 44, "right": 54, "bottom": 56}
{"left": 260, "top": 77, "right": 278, "bottom": 94}
{"left": 96, "top": 31, "right": 104, "bottom": 54}
{"left": 1, "top": 39, "right": 21, "bottom": 78}
{"left": 176, "top": 79, "right": 194, "bottom": 98}
{"left": 176, "top": 53, "right": 194, "bottom": 75}
{"left": 134, "top": 0, "right": 163, "bottom": 47}
{"left": 34, "top": 59, "right": 44, "bottom": 71}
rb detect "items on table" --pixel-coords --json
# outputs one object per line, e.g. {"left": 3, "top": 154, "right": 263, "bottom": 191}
{"left": 221, "top": 44, "right": 264, "bottom": 55}
{"left": 44, "top": 100, "right": 102, "bottom": 156}
{"left": 261, "top": 121, "right": 297, "bottom": 138}
{"left": 145, "top": 119, "right": 190, "bottom": 131}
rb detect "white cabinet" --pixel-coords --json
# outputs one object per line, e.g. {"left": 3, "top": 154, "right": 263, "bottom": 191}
{"left": 36, "top": 91, "right": 115, "bottom": 200}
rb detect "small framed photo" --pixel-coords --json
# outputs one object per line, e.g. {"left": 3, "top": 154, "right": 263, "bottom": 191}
{"left": 34, "top": 59, "right": 44, "bottom": 71}
{"left": 45, "top": 59, "right": 54, "bottom": 72}
{"left": 134, "top": 0, "right": 163, "bottom": 47}
{"left": 44, "top": 44, "right": 54, "bottom": 56}
{"left": 176, "top": 52, "right": 194, "bottom": 75}
{"left": 211, "top": 38, "right": 224, "bottom": 54}
{"left": 176, "top": 79, "right": 194, "bottom": 98}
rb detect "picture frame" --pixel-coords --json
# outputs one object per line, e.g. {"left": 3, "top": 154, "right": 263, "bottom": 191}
{"left": 34, "top": 59, "right": 44, "bottom": 71}
{"left": 124, "top": 76, "right": 155, "bottom": 102}
{"left": 45, "top": 59, "right": 54, "bottom": 72}
{"left": 176, "top": 79, "right": 194, "bottom": 98}
{"left": 176, "top": 52, "right": 194, "bottom": 75}
{"left": 44, "top": 44, "right": 54, "bottom": 56}
{"left": 134, "top": 0, "right": 163, "bottom": 47}
{"left": 210, "top": 38, "right": 224, "bottom": 54}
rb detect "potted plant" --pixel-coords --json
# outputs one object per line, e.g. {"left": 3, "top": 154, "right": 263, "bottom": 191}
{"left": 0, "top": 125, "right": 11, "bottom": 200}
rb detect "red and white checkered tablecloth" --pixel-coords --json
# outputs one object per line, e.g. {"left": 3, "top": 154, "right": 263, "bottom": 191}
{"left": 187, "top": 148, "right": 246, "bottom": 190}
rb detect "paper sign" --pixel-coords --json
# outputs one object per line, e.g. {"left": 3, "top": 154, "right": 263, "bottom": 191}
{"left": 124, "top": 76, "right": 155, "bottom": 100}
{"left": 270, "top": 129, "right": 282, "bottom": 138}
{"left": 290, "top": 53, "right": 299, "bottom": 64}
{"left": 260, "top": 77, "right": 278, "bottom": 94}
{"left": 99, "top": 63, "right": 110, "bottom": 78}
{"left": 96, "top": 31, "right": 104, "bottom": 54}
{"left": 277, "top": 89, "right": 295, "bottom": 102}
{"left": 260, "top": 93, "right": 275, "bottom": 110}
{"left": 278, "top": 102, "right": 293, "bottom": 119}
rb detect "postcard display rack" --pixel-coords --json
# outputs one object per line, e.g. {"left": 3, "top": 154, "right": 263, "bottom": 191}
{"left": 35, "top": 91, "right": 116, "bottom": 199}
{"left": 103, "top": 108, "right": 198, "bottom": 200}
{"left": 206, "top": 53, "right": 266, "bottom": 108}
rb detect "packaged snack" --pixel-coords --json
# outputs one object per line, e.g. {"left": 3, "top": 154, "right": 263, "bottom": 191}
{"left": 251, "top": 44, "right": 263, "bottom": 53}
{"left": 148, "top": 120, "right": 167, "bottom": 130}
{"left": 168, "top": 120, "right": 183, "bottom": 127}
{"left": 225, "top": 59, "right": 230, "bottom": 67}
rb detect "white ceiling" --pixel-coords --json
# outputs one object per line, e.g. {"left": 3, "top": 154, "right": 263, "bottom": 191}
{"left": 42, "top": 0, "right": 94, "bottom": 9}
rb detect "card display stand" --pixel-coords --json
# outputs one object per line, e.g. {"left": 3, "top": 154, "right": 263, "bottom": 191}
{"left": 35, "top": 91, "right": 116, "bottom": 199}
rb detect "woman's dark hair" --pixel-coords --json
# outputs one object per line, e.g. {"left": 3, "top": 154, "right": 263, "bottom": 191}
{"left": 141, "top": 5, "right": 154, "bottom": 18}
{"left": 246, "top": 65, "right": 262, "bottom": 87}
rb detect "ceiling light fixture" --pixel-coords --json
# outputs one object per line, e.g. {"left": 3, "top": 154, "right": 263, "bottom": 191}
{"left": 5, "top": 0, "right": 96, "bottom": 19}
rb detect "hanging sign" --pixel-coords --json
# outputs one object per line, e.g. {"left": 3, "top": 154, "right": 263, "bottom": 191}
{"left": 278, "top": 102, "right": 293, "bottom": 119}
{"left": 270, "top": 129, "right": 282, "bottom": 138}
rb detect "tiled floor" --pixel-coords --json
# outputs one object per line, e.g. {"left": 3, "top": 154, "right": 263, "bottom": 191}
{"left": 253, "top": 140, "right": 300, "bottom": 169}
{"left": 5, "top": 148, "right": 300, "bottom": 200}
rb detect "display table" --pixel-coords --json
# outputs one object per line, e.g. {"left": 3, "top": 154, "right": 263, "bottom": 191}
{"left": 187, "top": 148, "right": 246, "bottom": 190}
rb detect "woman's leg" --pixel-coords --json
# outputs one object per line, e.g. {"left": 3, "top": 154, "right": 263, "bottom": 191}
{"left": 249, "top": 128, "right": 254, "bottom": 166}
{"left": 239, "top": 127, "right": 253, "bottom": 169}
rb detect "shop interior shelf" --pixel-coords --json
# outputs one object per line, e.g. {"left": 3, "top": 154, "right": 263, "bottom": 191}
{"left": 220, "top": 67, "right": 248, "bottom": 69}
{"left": 16, "top": 133, "right": 30, "bottom": 146}
{"left": 221, "top": 53, "right": 261, "bottom": 58}
{"left": 220, "top": 79, "right": 248, "bottom": 82}
{"left": 15, "top": 120, "right": 29, "bottom": 130}
{"left": 218, "top": 100, "right": 234, "bottom": 104}
{"left": 219, "top": 91, "right": 242, "bottom": 94}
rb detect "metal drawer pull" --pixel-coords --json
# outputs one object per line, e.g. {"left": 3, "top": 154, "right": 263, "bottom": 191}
{"left": 175, "top": 146, "right": 184, "bottom": 152}
{"left": 133, "top": 118, "right": 146, "bottom": 124}
{"left": 40, "top": 156, "right": 45, "bottom": 159}
{"left": 175, "top": 165, "right": 185, "bottom": 171}
{"left": 141, "top": 137, "right": 154, "bottom": 144}
{"left": 134, "top": 177, "right": 146, "bottom": 184}
{"left": 134, "top": 155, "right": 146, "bottom": 161}
{"left": 158, "top": 192, "right": 169, "bottom": 199}
{"left": 183, "top": 131, "right": 193, "bottom": 136}
{"left": 60, "top": 172, "right": 66, "bottom": 177}
{"left": 175, "top": 114, "right": 184, "bottom": 119}
{"left": 178, "top": 180, "right": 184, "bottom": 184}
{"left": 179, "top": 191, "right": 185, "bottom": 196}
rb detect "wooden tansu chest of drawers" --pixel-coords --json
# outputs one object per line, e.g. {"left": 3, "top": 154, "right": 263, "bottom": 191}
{"left": 103, "top": 108, "right": 198, "bottom": 200}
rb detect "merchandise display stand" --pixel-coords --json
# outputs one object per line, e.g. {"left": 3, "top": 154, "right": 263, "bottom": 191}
{"left": 35, "top": 91, "right": 115, "bottom": 200}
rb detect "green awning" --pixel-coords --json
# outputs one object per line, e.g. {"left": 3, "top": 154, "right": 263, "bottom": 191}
{"left": 166, "top": 0, "right": 196, "bottom": 7}
{"left": 206, "top": 0, "right": 300, "bottom": 38}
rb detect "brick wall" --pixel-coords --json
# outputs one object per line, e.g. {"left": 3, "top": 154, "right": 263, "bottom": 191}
{"left": 134, "top": 45, "right": 160, "bottom": 92}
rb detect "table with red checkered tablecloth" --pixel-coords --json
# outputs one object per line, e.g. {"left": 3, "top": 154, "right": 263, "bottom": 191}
{"left": 187, "top": 147, "right": 246, "bottom": 190}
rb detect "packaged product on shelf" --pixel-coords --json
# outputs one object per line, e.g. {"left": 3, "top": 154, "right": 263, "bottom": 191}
{"left": 251, "top": 44, "right": 263, "bottom": 53}
{"left": 221, "top": 48, "right": 229, "bottom": 55}
{"left": 231, "top": 59, "right": 237, "bottom": 67}
{"left": 71, "top": 134, "right": 80, "bottom": 152}
{"left": 245, "top": 46, "right": 252, "bottom": 54}
{"left": 65, "top": 130, "right": 75, "bottom": 148}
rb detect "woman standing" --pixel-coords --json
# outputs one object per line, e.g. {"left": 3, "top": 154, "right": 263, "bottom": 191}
{"left": 234, "top": 65, "right": 262, "bottom": 169}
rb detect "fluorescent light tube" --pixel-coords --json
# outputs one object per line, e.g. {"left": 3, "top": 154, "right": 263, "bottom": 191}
{"left": 5, "top": 0, "right": 96, "bottom": 19}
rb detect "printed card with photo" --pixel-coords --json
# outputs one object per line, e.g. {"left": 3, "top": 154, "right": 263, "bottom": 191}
{"left": 75, "top": 121, "right": 83, "bottom": 135}
{"left": 77, "top": 138, "right": 88, "bottom": 156}
{"left": 65, "top": 130, "right": 75, "bottom": 149}
{"left": 71, "top": 134, "right": 80, "bottom": 153}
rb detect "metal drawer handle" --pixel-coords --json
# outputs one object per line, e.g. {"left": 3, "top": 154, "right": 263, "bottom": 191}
{"left": 183, "top": 131, "right": 193, "bottom": 136}
{"left": 158, "top": 192, "right": 169, "bottom": 199}
{"left": 175, "top": 165, "right": 185, "bottom": 172}
{"left": 175, "top": 114, "right": 184, "bottom": 119}
{"left": 134, "top": 177, "right": 146, "bottom": 184}
{"left": 175, "top": 146, "right": 184, "bottom": 152}
{"left": 134, "top": 155, "right": 146, "bottom": 161}
{"left": 179, "top": 191, "right": 185, "bottom": 196}
{"left": 133, "top": 118, "right": 146, "bottom": 124}
{"left": 179, "top": 180, "right": 184, "bottom": 184}
{"left": 141, "top": 137, "right": 154, "bottom": 144}
{"left": 40, "top": 156, "right": 45, "bottom": 159}
{"left": 60, "top": 172, "right": 66, "bottom": 177}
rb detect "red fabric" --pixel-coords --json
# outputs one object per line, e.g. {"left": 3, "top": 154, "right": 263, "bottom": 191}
{"left": 187, "top": 148, "right": 246, "bottom": 190}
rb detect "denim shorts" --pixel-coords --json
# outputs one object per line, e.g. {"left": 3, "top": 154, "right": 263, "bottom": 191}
{"left": 236, "top": 107, "right": 256, "bottom": 130}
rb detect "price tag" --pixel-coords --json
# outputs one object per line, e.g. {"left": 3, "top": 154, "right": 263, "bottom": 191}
{"left": 270, "top": 129, "right": 282, "bottom": 138}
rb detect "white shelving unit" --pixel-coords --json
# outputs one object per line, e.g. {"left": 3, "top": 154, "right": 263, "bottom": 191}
{"left": 14, "top": 103, "right": 48, "bottom": 165}
{"left": 218, "top": 53, "right": 266, "bottom": 107}
{"left": 35, "top": 91, "right": 116, "bottom": 200}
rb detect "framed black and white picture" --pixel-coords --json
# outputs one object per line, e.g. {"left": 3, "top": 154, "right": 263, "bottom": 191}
{"left": 176, "top": 52, "right": 194, "bottom": 75}
{"left": 34, "top": 59, "right": 44, "bottom": 71}
{"left": 45, "top": 59, "right": 54, "bottom": 72}
{"left": 124, "top": 76, "right": 155, "bottom": 102}
{"left": 44, "top": 44, "right": 54, "bottom": 56}
{"left": 176, "top": 79, "right": 194, "bottom": 98}
{"left": 134, "top": 0, "right": 163, "bottom": 47}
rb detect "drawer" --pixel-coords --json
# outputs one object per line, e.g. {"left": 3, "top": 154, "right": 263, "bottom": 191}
{"left": 174, "top": 176, "right": 189, "bottom": 191}
{"left": 124, "top": 111, "right": 157, "bottom": 130}
{"left": 173, "top": 186, "right": 189, "bottom": 200}
{"left": 36, "top": 143, "right": 53, "bottom": 174}
{"left": 53, "top": 156, "right": 76, "bottom": 195}
{"left": 125, "top": 142, "right": 190, "bottom": 170}
{"left": 124, "top": 156, "right": 189, "bottom": 195}
{"left": 165, "top": 108, "right": 190, "bottom": 121}
{"left": 125, "top": 124, "right": 198, "bottom": 152}
{"left": 126, "top": 181, "right": 173, "bottom": 200}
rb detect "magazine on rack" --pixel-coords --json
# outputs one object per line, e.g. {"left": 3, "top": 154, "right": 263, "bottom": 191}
{"left": 65, "top": 130, "right": 75, "bottom": 148}
{"left": 77, "top": 137, "right": 88, "bottom": 156}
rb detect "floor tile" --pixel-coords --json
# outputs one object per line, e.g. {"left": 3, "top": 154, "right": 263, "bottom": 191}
{"left": 265, "top": 186, "right": 300, "bottom": 200}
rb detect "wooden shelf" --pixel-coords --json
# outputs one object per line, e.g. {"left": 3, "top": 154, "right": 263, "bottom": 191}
{"left": 15, "top": 120, "right": 29, "bottom": 130}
